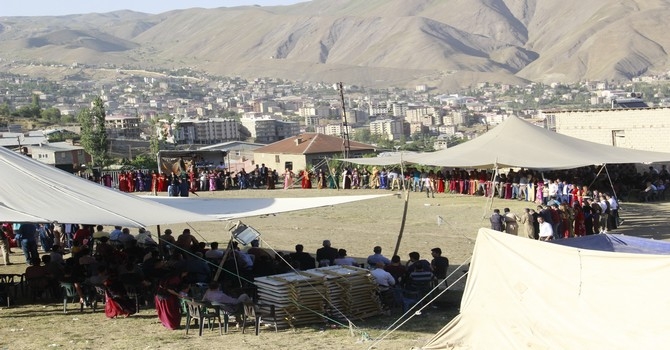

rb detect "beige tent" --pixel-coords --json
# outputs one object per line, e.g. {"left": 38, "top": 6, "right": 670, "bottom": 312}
{"left": 0, "top": 146, "right": 386, "bottom": 227}
{"left": 0, "top": 146, "right": 214, "bottom": 227}
{"left": 423, "top": 228, "right": 670, "bottom": 349}
{"left": 343, "top": 116, "right": 670, "bottom": 168}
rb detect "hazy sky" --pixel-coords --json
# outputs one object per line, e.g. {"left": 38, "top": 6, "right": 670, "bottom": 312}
{"left": 1, "top": 0, "right": 310, "bottom": 17}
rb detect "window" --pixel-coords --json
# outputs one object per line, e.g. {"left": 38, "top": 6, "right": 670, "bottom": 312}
{"left": 612, "top": 130, "right": 625, "bottom": 147}
{"left": 275, "top": 155, "right": 280, "bottom": 163}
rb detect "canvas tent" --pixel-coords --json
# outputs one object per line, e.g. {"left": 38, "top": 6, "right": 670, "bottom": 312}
{"left": 551, "top": 233, "right": 670, "bottom": 255}
{"left": 423, "top": 228, "right": 670, "bottom": 349}
{"left": 143, "top": 194, "right": 389, "bottom": 221}
{"left": 0, "top": 146, "right": 214, "bottom": 227}
{"left": 0, "top": 146, "right": 386, "bottom": 227}
{"left": 342, "top": 116, "right": 670, "bottom": 168}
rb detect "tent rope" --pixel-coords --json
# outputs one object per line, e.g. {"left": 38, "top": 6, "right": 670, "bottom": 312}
{"left": 367, "top": 260, "right": 471, "bottom": 349}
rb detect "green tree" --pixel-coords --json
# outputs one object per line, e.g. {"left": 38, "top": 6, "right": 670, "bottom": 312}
{"left": 40, "top": 107, "right": 61, "bottom": 123}
{"left": 78, "top": 97, "right": 109, "bottom": 169}
{"left": 0, "top": 103, "right": 10, "bottom": 117}
{"left": 130, "top": 154, "right": 157, "bottom": 170}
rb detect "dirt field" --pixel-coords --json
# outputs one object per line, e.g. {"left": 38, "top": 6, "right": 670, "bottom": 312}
{"left": 1, "top": 188, "right": 668, "bottom": 349}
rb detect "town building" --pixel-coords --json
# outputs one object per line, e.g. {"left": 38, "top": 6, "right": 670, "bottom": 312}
{"left": 105, "top": 114, "right": 141, "bottom": 139}
{"left": 174, "top": 117, "right": 240, "bottom": 145}
{"left": 369, "top": 119, "right": 405, "bottom": 141}
{"left": 253, "top": 133, "right": 377, "bottom": 172}
{"left": 546, "top": 107, "right": 670, "bottom": 153}
{"left": 28, "top": 141, "right": 91, "bottom": 172}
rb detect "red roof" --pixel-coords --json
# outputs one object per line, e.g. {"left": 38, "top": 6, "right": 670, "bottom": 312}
{"left": 254, "top": 133, "right": 376, "bottom": 155}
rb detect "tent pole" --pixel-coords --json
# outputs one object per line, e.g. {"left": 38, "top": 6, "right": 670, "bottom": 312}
{"left": 213, "top": 235, "right": 235, "bottom": 282}
{"left": 392, "top": 154, "right": 409, "bottom": 258}
{"left": 603, "top": 164, "right": 620, "bottom": 202}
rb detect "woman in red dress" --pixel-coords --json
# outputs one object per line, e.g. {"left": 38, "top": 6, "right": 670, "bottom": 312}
{"left": 155, "top": 272, "right": 185, "bottom": 330}
{"left": 118, "top": 172, "right": 128, "bottom": 192}
{"left": 301, "top": 169, "right": 312, "bottom": 189}
{"left": 158, "top": 173, "right": 167, "bottom": 192}
{"left": 436, "top": 171, "right": 445, "bottom": 193}
{"left": 127, "top": 172, "right": 135, "bottom": 192}
{"left": 103, "top": 274, "right": 137, "bottom": 318}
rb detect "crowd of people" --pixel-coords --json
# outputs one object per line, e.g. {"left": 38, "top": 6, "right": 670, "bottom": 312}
{"left": 86, "top": 161, "right": 670, "bottom": 204}
{"left": 490, "top": 188, "right": 622, "bottom": 241}
{"left": 1, "top": 222, "right": 451, "bottom": 328}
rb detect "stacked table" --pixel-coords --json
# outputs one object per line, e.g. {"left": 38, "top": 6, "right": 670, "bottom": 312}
{"left": 254, "top": 265, "right": 382, "bottom": 329}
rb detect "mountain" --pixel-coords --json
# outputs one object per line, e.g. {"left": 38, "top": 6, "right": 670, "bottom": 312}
{"left": 1, "top": 0, "right": 670, "bottom": 90}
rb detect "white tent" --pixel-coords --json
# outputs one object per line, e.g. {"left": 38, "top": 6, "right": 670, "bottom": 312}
{"left": 423, "top": 228, "right": 670, "bottom": 349}
{"left": 0, "top": 146, "right": 214, "bottom": 227}
{"left": 407, "top": 116, "right": 670, "bottom": 169}
{"left": 0, "top": 146, "right": 387, "bottom": 227}
{"left": 143, "top": 194, "right": 390, "bottom": 220}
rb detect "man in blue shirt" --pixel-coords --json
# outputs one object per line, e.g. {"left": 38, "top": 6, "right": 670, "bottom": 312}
{"left": 16, "top": 223, "right": 40, "bottom": 265}
{"left": 367, "top": 246, "right": 391, "bottom": 268}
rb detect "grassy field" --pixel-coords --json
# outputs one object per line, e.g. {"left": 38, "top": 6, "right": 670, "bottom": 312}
{"left": 1, "top": 188, "right": 667, "bottom": 349}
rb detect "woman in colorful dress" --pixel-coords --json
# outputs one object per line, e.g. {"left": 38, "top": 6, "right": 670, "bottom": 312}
{"left": 301, "top": 169, "right": 312, "bottom": 189}
{"left": 283, "top": 168, "right": 294, "bottom": 190}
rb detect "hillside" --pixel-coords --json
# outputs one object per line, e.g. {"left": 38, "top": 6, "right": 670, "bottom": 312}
{"left": 1, "top": 0, "right": 669, "bottom": 89}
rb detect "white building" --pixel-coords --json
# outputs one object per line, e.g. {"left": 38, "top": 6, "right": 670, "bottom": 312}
{"left": 174, "top": 118, "right": 240, "bottom": 144}
{"left": 546, "top": 107, "right": 670, "bottom": 153}
{"left": 370, "top": 119, "right": 404, "bottom": 141}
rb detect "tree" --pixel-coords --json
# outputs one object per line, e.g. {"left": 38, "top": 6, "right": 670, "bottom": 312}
{"left": 40, "top": 107, "right": 61, "bottom": 123}
{"left": 78, "top": 97, "right": 109, "bottom": 169}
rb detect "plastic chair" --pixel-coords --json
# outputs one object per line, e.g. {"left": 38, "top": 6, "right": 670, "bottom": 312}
{"left": 91, "top": 285, "right": 106, "bottom": 312}
{"left": 60, "top": 282, "right": 83, "bottom": 313}
{"left": 0, "top": 274, "right": 23, "bottom": 307}
{"left": 241, "top": 302, "right": 278, "bottom": 335}
{"left": 123, "top": 283, "right": 141, "bottom": 313}
{"left": 184, "top": 299, "right": 222, "bottom": 336}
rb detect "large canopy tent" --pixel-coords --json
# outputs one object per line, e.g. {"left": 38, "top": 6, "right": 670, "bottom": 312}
{"left": 0, "top": 146, "right": 214, "bottom": 227}
{"left": 143, "top": 194, "right": 389, "bottom": 221}
{"left": 0, "top": 146, "right": 386, "bottom": 227}
{"left": 408, "top": 116, "right": 670, "bottom": 169}
{"left": 341, "top": 116, "right": 670, "bottom": 168}
{"left": 422, "top": 229, "right": 670, "bottom": 349}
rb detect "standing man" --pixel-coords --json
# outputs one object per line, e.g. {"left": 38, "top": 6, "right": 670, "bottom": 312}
{"left": 490, "top": 209, "right": 504, "bottom": 232}
{"left": 0, "top": 226, "right": 11, "bottom": 265}
{"left": 538, "top": 216, "right": 554, "bottom": 241}
{"left": 606, "top": 193, "right": 620, "bottom": 229}
{"left": 16, "top": 223, "right": 40, "bottom": 265}
{"left": 519, "top": 208, "right": 535, "bottom": 239}
{"left": 503, "top": 208, "right": 520, "bottom": 235}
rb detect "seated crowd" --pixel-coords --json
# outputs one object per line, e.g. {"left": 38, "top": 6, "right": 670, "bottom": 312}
{"left": 2, "top": 223, "right": 450, "bottom": 329}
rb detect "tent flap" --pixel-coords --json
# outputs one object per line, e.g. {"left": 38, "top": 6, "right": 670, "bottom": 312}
{"left": 0, "top": 147, "right": 213, "bottom": 227}
{"left": 423, "top": 228, "right": 670, "bottom": 349}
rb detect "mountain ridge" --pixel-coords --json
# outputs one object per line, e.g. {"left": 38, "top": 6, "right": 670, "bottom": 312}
{"left": 1, "top": 0, "right": 669, "bottom": 90}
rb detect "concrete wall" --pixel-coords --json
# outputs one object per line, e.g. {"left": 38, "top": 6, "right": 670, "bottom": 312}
{"left": 551, "top": 108, "right": 670, "bottom": 153}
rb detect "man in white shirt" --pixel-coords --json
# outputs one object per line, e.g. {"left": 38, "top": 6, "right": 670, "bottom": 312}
{"left": 205, "top": 242, "right": 224, "bottom": 260}
{"left": 537, "top": 216, "right": 553, "bottom": 241}
{"left": 606, "top": 193, "right": 620, "bottom": 228}
{"left": 598, "top": 196, "right": 610, "bottom": 233}
{"left": 370, "top": 262, "right": 395, "bottom": 292}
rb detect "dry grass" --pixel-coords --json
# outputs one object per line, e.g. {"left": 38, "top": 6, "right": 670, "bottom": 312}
{"left": 1, "top": 188, "right": 667, "bottom": 349}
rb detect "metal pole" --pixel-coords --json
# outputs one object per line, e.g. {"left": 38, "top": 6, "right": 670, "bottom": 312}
{"left": 392, "top": 150, "right": 409, "bottom": 258}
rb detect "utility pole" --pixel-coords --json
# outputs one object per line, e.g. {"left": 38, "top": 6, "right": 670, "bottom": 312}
{"left": 338, "top": 82, "right": 351, "bottom": 159}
